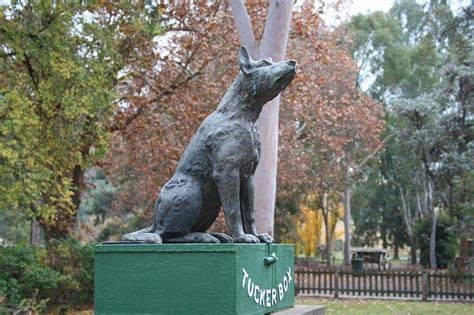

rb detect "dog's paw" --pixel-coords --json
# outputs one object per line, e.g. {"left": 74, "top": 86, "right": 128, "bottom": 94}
{"left": 210, "top": 233, "right": 234, "bottom": 243}
{"left": 234, "top": 234, "right": 260, "bottom": 243}
{"left": 256, "top": 233, "right": 274, "bottom": 244}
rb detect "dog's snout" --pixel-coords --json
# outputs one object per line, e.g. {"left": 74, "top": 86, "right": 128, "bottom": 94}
{"left": 288, "top": 60, "right": 296, "bottom": 67}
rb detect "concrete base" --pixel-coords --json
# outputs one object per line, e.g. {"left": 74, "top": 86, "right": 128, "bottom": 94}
{"left": 272, "top": 305, "right": 326, "bottom": 315}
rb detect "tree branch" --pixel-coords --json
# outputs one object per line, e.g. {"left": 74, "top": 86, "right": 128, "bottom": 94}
{"left": 230, "top": 0, "right": 258, "bottom": 58}
{"left": 23, "top": 53, "right": 39, "bottom": 89}
{"left": 110, "top": 46, "right": 209, "bottom": 132}
{"left": 356, "top": 132, "right": 397, "bottom": 171}
{"left": 259, "top": 0, "right": 293, "bottom": 60}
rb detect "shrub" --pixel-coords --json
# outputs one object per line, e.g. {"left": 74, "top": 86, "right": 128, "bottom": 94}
{"left": 0, "top": 239, "right": 94, "bottom": 312}
{"left": 0, "top": 245, "right": 58, "bottom": 312}
{"left": 45, "top": 239, "right": 94, "bottom": 310}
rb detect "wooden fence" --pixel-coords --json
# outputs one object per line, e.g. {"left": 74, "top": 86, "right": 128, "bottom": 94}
{"left": 295, "top": 268, "right": 474, "bottom": 301}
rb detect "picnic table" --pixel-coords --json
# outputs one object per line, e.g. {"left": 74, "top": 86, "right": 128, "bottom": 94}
{"left": 351, "top": 248, "right": 389, "bottom": 271}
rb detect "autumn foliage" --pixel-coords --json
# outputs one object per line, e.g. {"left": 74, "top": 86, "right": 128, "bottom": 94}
{"left": 294, "top": 193, "right": 343, "bottom": 257}
{"left": 101, "top": 2, "right": 384, "bottom": 245}
{"left": 279, "top": 15, "right": 384, "bottom": 196}
{"left": 104, "top": 2, "right": 274, "bottom": 225}
{"left": 274, "top": 3, "right": 384, "bottom": 254}
{"left": 105, "top": 3, "right": 238, "bottom": 220}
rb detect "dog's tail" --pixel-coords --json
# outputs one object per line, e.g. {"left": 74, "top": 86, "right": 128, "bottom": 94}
{"left": 122, "top": 226, "right": 162, "bottom": 244}
{"left": 121, "top": 196, "right": 163, "bottom": 243}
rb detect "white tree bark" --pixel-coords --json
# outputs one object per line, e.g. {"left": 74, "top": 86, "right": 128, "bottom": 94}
{"left": 230, "top": 0, "right": 293, "bottom": 236}
{"left": 321, "top": 191, "right": 332, "bottom": 266}
{"left": 342, "top": 134, "right": 394, "bottom": 264}
{"left": 428, "top": 179, "right": 437, "bottom": 269}
{"left": 229, "top": 0, "right": 258, "bottom": 56}
{"left": 343, "top": 165, "right": 352, "bottom": 265}
{"left": 398, "top": 185, "right": 417, "bottom": 264}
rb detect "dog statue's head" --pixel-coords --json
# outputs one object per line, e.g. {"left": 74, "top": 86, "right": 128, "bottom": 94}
{"left": 238, "top": 46, "right": 296, "bottom": 104}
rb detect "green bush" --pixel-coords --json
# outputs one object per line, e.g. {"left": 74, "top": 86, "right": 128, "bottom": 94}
{"left": 415, "top": 214, "right": 458, "bottom": 269}
{"left": 45, "top": 239, "right": 94, "bottom": 310}
{"left": 0, "top": 239, "right": 94, "bottom": 313}
{"left": 0, "top": 245, "right": 58, "bottom": 312}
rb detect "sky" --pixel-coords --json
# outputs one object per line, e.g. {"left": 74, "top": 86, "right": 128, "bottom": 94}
{"left": 348, "top": 0, "right": 395, "bottom": 15}
{"left": 318, "top": 0, "right": 395, "bottom": 26}
{"left": 345, "top": 0, "right": 471, "bottom": 16}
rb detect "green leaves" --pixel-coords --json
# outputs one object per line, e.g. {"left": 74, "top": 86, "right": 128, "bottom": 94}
{"left": 0, "top": 91, "right": 41, "bottom": 215}
{"left": 0, "top": 2, "right": 160, "bottom": 238}
{"left": 348, "top": 0, "right": 445, "bottom": 100}
{"left": 349, "top": 0, "right": 473, "bottom": 262}
{"left": 0, "top": 239, "right": 94, "bottom": 312}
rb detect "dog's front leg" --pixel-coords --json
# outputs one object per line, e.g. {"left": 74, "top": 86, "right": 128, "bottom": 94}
{"left": 241, "top": 175, "right": 274, "bottom": 243}
{"left": 214, "top": 168, "right": 259, "bottom": 243}
{"left": 240, "top": 175, "right": 257, "bottom": 235}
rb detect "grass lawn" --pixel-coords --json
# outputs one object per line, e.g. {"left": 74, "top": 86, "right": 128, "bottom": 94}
{"left": 297, "top": 297, "right": 474, "bottom": 315}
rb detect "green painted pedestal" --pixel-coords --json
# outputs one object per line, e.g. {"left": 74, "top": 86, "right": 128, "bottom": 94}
{"left": 94, "top": 243, "right": 295, "bottom": 315}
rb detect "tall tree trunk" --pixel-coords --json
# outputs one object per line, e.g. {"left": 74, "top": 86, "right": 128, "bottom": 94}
{"left": 230, "top": 0, "right": 258, "bottom": 56}
{"left": 394, "top": 241, "right": 399, "bottom": 260}
{"left": 343, "top": 165, "right": 352, "bottom": 265}
{"left": 415, "top": 190, "right": 424, "bottom": 219}
{"left": 382, "top": 230, "right": 388, "bottom": 249}
{"left": 321, "top": 192, "right": 332, "bottom": 266}
{"left": 410, "top": 238, "right": 417, "bottom": 265}
{"left": 231, "top": 0, "right": 293, "bottom": 236}
{"left": 399, "top": 185, "right": 417, "bottom": 265}
{"left": 429, "top": 212, "right": 437, "bottom": 268}
{"left": 71, "top": 164, "right": 84, "bottom": 212}
{"left": 428, "top": 179, "right": 437, "bottom": 269}
{"left": 254, "top": 95, "right": 281, "bottom": 236}
{"left": 30, "top": 220, "right": 41, "bottom": 245}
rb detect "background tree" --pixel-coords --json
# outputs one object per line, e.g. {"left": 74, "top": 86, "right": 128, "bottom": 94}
{"left": 100, "top": 2, "right": 331, "bottom": 241}
{"left": 0, "top": 2, "right": 160, "bottom": 239}
{"left": 348, "top": 0, "right": 473, "bottom": 268}
{"left": 276, "top": 2, "right": 384, "bottom": 264}
{"left": 351, "top": 155, "right": 408, "bottom": 260}
{"left": 296, "top": 194, "right": 323, "bottom": 257}
{"left": 230, "top": 0, "right": 293, "bottom": 236}
{"left": 100, "top": 2, "right": 241, "bottom": 240}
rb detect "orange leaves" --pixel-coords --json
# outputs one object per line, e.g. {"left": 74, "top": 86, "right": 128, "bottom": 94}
{"left": 101, "top": 1, "right": 384, "bottom": 220}
{"left": 104, "top": 3, "right": 243, "bottom": 213}
{"left": 278, "top": 4, "right": 385, "bottom": 199}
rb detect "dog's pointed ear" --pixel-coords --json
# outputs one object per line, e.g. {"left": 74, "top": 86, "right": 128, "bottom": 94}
{"left": 239, "top": 46, "right": 253, "bottom": 75}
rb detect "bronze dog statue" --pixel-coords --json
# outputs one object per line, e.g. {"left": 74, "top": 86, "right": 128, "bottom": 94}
{"left": 123, "top": 47, "right": 296, "bottom": 243}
